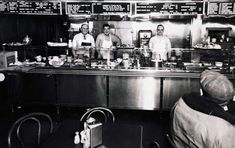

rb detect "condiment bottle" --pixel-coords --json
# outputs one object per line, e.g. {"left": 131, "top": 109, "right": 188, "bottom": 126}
{"left": 74, "top": 131, "right": 80, "bottom": 144}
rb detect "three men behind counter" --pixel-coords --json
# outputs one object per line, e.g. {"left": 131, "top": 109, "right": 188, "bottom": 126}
{"left": 72, "top": 23, "right": 172, "bottom": 61}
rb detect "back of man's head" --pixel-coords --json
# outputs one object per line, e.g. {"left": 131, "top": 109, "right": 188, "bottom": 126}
{"left": 200, "top": 70, "right": 234, "bottom": 104}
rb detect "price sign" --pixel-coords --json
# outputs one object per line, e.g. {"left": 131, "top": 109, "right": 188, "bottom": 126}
{"left": 0, "top": 1, "right": 8, "bottom": 12}
{"left": 208, "top": 2, "right": 235, "bottom": 15}
{"left": 8, "top": 1, "right": 18, "bottom": 13}
{"left": 18, "top": 1, "right": 61, "bottom": 15}
{"left": 66, "top": 1, "right": 131, "bottom": 15}
{"left": 136, "top": 1, "right": 204, "bottom": 15}
{"left": 93, "top": 2, "right": 131, "bottom": 15}
{"left": 0, "top": 1, "right": 62, "bottom": 15}
{"left": 66, "top": 2, "right": 92, "bottom": 15}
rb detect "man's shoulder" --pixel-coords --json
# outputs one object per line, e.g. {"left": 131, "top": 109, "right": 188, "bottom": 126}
{"left": 151, "top": 35, "right": 165, "bottom": 40}
{"left": 97, "top": 33, "right": 104, "bottom": 37}
{"left": 87, "top": 34, "right": 94, "bottom": 39}
{"left": 163, "top": 36, "right": 170, "bottom": 41}
{"left": 74, "top": 33, "right": 83, "bottom": 38}
{"left": 151, "top": 35, "right": 158, "bottom": 39}
{"left": 96, "top": 33, "right": 104, "bottom": 39}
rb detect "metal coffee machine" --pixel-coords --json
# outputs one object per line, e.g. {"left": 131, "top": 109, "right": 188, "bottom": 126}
{"left": 138, "top": 30, "right": 152, "bottom": 48}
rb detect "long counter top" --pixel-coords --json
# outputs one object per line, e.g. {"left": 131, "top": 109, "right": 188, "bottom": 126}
{"left": 3, "top": 65, "right": 235, "bottom": 79}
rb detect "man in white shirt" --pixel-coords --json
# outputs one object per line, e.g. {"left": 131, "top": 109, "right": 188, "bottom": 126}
{"left": 149, "top": 24, "right": 171, "bottom": 61}
{"left": 95, "top": 24, "right": 121, "bottom": 59}
{"left": 72, "top": 24, "right": 95, "bottom": 59}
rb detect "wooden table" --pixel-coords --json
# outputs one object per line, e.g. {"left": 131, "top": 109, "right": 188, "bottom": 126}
{"left": 40, "top": 120, "right": 143, "bottom": 148}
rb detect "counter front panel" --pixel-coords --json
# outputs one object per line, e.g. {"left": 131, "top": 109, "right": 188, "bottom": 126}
{"left": 4, "top": 67, "right": 235, "bottom": 111}
{"left": 163, "top": 78, "right": 200, "bottom": 109}
{"left": 56, "top": 75, "right": 107, "bottom": 107}
{"left": 109, "top": 76, "right": 161, "bottom": 110}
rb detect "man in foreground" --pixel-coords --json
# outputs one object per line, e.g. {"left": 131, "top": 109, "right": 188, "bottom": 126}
{"left": 171, "top": 70, "right": 235, "bottom": 148}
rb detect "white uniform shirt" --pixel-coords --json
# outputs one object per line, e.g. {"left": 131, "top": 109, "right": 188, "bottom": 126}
{"left": 72, "top": 33, "right": 95, "bottom": 57}
{"left": 72, "top": 33, "right": 95, "bottom": 48}
{"left": 149, "top": 35, "right": 171, "bottom": 61}
{"left": 100, "top": 35, "right": 113, "bottom": 59}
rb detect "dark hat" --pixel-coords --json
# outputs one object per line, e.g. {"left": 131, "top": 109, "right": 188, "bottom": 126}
{"left": 200, "top": 70, "right": 234, "bottom": 103}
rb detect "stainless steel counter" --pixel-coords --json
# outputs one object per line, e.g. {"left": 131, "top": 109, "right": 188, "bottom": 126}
{"left": 23, "top": 66, "right": 201, "bottom": 78}
{"left": 4, "top": 66, "right": 235, "bottom": 110}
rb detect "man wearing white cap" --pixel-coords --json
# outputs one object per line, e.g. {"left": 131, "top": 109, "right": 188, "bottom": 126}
{"left": 72, "top": 24, "right": 95, "bottom": 59}
{"left": 171, "top": 70, "right": 235, "bottom": 148}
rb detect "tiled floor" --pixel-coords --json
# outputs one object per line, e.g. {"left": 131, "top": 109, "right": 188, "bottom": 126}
{"left": 0, "top": 105, "right": 172, "bottom": 148}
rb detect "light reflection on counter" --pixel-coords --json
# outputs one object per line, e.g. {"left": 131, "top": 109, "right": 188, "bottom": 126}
{"left": 139, "top": 77, "right": 158, "bottom": 110}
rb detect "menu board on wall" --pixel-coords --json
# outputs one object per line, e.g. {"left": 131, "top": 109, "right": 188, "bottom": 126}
{"left": 0, "top": 1, "right": 8, "bottom": 12}
{"left": 0, "top": 1, "right": 62, "bottom": 15}
{"left": 93, "top": 2, "right": 131, "bottom": 15}
{"left": 208, "top": 2, "right": 235, "bottom": 15}
{"left": 136, "top": 1, "right": 204, "bottom": 15}
{"left": 66, "top": 2, "right": 92, "bottom": 15}
{"left": 66, "top": 2, "right": 131, "bottom": 15}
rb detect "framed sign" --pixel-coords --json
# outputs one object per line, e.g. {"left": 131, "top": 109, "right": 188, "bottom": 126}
{"left": 208, "top": 2, "right": 235, "bottom": 16}
{"left": 136, "top": 1, "right": 204, "bottom": 15}
{"left": 0, "top": 1, "right": 9, "bottom": 13}
{"left": 66, "top": 2, "right": 92, "bottom": 15}
{"left": 93, "top": 2, "right": 131, "bottom": 15}
{"left": 66, "top": 1, "right": 131, "bottom": 15}
{"left": 0, "top": 1, "right": 62, "bottom": 15}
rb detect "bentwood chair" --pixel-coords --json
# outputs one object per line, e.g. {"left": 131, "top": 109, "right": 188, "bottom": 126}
{"left": 151, "top": 140, "right": 160, "bottom": 148}
{"left": 80, "top": 107, "right": 115, "bottom": 124}
{"left": 166, "top": 134, "right": 177, "bottom": 148}
{"left": 8, "top": 112, "right": 54, "bottom": 148}
{"left": 151, "top": 134, "right": 176, "bottom": 148}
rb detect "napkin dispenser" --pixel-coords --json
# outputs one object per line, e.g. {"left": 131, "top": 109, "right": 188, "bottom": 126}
{"left": 81, "top": 118, "right": 102, "bottom": 148}
{"left": 79, "top": 107, "right": 115, "bottom": 148}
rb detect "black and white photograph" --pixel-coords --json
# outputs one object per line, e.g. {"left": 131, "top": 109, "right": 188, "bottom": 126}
{"left": 0, "top": 0, "right": 235, "bottom": 148}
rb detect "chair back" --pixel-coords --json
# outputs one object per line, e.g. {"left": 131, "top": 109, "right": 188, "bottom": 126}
{"left": 8, "top": 112, "right": 53, "bottom": 148}
{"left": 80, "top": 107, "right": 115, "bottom": 124}
{"left": 166, "top": 134, "right": 177, "bottom": 148}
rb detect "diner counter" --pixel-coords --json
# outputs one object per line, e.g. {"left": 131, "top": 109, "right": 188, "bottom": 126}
{"left": 27, "top": 67, "right": 201, "bottom": 78}
{"left": 3, "top": 66, "right": 235, "bottom": 111}
{"left": 4, "top": 65, "right": 232, "bottom": 77}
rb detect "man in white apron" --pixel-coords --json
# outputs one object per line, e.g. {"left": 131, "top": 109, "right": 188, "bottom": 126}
{"left": 149, "top": 24, "right": 171, "bottom": 61}
{"left": 72, "top": 24, "right": 95, "bottom": 59}
{"left": 96, "top": 24, "right": 121, "bottom": 59}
